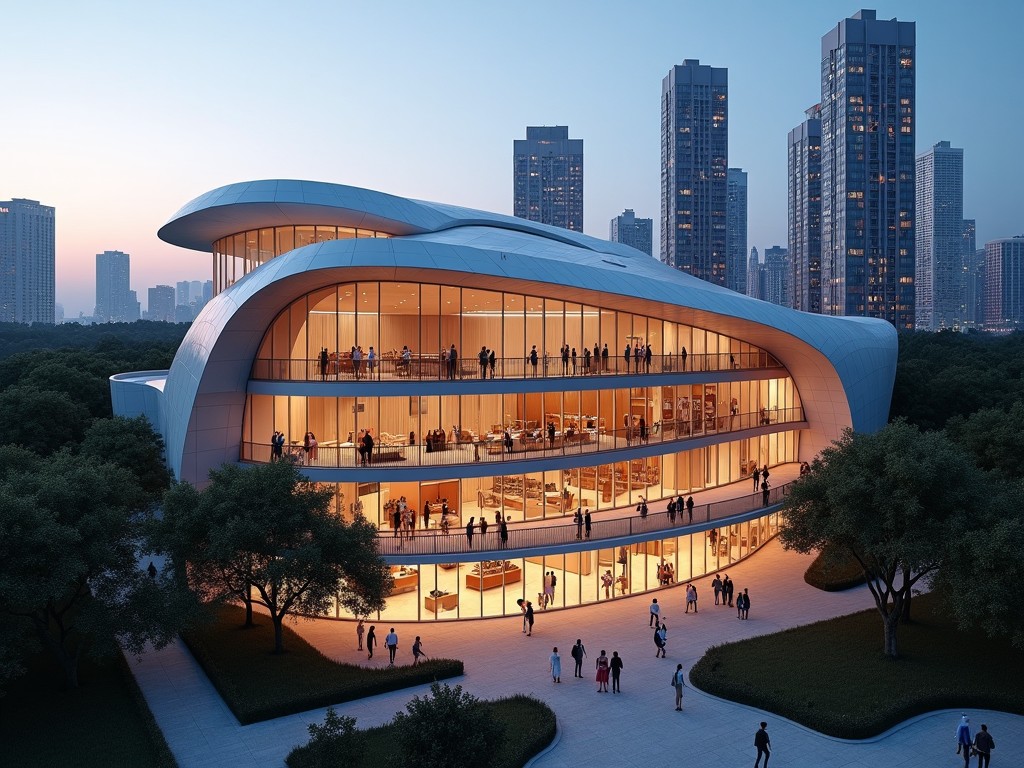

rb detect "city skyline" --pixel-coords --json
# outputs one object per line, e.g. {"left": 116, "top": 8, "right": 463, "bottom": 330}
{"left": 2, "top": 1, "right": 1021, "bottom": 317}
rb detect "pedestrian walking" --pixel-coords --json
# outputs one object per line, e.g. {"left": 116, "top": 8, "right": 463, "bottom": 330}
{"left": 609, "top": 651, "right": 623, "bottom": 693}
{"left": 973, "top": 723, "right": 995, "bottom": 768}
{"left": 385, "top": 627, "right": 399, "bottom": 666}
{"left": 595, "top": 650, "right": 610, "bottom": 692}
{"left": 412, "top": 635, "right": 427, "bottom": 665}
{"left": 550, "top": 647, "right": 561, "bottom": 683}
{"left": 654, "top": 623, "right": 666, "bottom": 658}
{"left": 754, "top": 722, "right": 771, "bottom": 767}
{"left": 658, "top": 622, "right": 668, "bottom": 657}
{"left": 356, "top": 618, "right": 365, "bottom": 650}
{"left": 366, "top": 625, "right": 376, "bottom": 660}
{"left": 570, "top": 638, "right": 587, "bottom": 677}
{"left": 956, "top": 715, "right": 973, "bottom": 768}
{"left": 650, "top": 597, "right": 661, "bottom": 627}
{"left": 672, "top": 664, "right": 686, "bottom": 710}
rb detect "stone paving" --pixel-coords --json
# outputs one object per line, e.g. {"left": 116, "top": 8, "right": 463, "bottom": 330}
{"left": 129, "top": 539, "right": 1023, "bottom": 768}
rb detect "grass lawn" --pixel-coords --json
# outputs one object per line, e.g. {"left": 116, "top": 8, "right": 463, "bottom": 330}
{"left": 287, "top": 695, "right": 556, "bottom": 768}
{"left": 0, "top": 651, "right": 176, "bottom": 768}
{"left": 690, "top": 590, "right": 1024, "bottom": 739}
{"left": 181, "top": 604, "right": 464, "bottom": 724}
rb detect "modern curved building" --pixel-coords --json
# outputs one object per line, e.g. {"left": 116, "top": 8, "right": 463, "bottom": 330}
{"left": 112, "top": 179, "right": 897, "bottom": 622}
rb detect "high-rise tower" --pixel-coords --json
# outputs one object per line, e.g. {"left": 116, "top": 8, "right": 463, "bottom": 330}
{"left": 788, "top": 104, "right": 822, "bottom": 313}
{"left": 609, "top": 209, "right": 653, "bottom": 256}
{"left": 915, "top": 141, "right": 964, "bottom": 330}
{"left": 819, "top": 10, "right": 916, "bottom": 329}
{"left": 661, "top": 60, "right": 728, "bottom": 285}
{"left": 726, "top": 168, "right": 748, "bottom": 294}
{"left": 513, "top": 126, "right": 584, "bottom": 232}
{"left": 95, "top": 250, "right": 134, "bottom": 322}
{"left": 0, "top": 198, "right": 56, "bottom": 324}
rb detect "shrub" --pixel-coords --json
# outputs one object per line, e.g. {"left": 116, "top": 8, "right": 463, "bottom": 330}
{"left": 803, "top": 550, "right": 866, "bottom": 591}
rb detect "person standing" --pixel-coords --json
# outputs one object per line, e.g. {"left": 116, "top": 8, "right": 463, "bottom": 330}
{"left": 672, "top": 664, "right": 686, "bottom": 710}
{"left": 754, "top": 722, "right": 771, "bottom": 767}
{"left": 366, "top": 625, "right": 376, "bottom": 660}
{"left": 549, "top": 647, "right": 561, "bottom": 683}
{"left": 549, "top": 570, "right": 557, "bottom": 606}
{"left": 601, "top": 569, "right": 614, "bottom": 599}
{"left": 657, "top": 622, "right": 668, "bottom": 657}
{"left": 739, "top": 588, "right": 751, "bottom": 619}
{"left": 752, "top": 466, "right": 761, "bottom": 491}
{"left": 384, "top": 627, "right": 399, "bottom": 666}
{"left": 685, "top": 583, "right": 696, "bottom": 613}
{"left": 623, "top": 343, "right": 631, "bottom": 374}
{"left": 973, "top": 723, "right": 995, "bottom": 768}
{"left": 530, "top": 345, "right": 539, "bottom": 376}
{"left": 524, "top": 600, "right": 534, "bottom": 636}
{"left": 570, "top": 638, "right": 587, "bottom": 678}
{"left": 956, "top": 716, "right": 973, "bottom": 768}
{"left": 479, "top": 516, "right": 488, "bottom": 541}
{"left": 595, "top": 650, "right": 610, "bottom": 692}
{"left": 574, "top": 507, "right": 583, "bottom": 539}
{"left": 761, "top": 479, "right": 770, "bottom": 506}
{"left": 499, "top": 519, "right": 509, "bottom": 547}
{"left": 488, "top": 348, "right": 496, "bottom": 378}
{"left": 609, "top": 651, "right": 623, "bottom": 693}
{"left": 423, "top": 500, "right": 431, "bottom": 531}
{"left": 601, "top": 343, "right": 609, "bottom": 373}
{"left": 650, "top": 597, "right": 660, "bottom": 627}
{"left": 466, "top": 517, "right": 475, "bottom": 547}
{"left": 584, "top": 508, "right": 592, "bottom": 539}
{"left": 712, "top": 574, "right": 723, "bottom": 605}
{"left": 686, "top": 495, "right": 694, "bottom": 523}
{"left": 724, "top": 573, "right": 735, "bottom": 607}
{"left": 356, "top": 618, "right": 365, "bottom": 650}
{"left": 680, "top": 345, "right": 687, "bottom": 370}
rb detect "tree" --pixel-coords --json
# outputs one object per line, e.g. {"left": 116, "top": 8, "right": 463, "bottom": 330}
{"left": 79, "top": 415, "right": 172, "bottom": 500}
{"left": 287, "top": 708, "right": 364, "bottom": 768}
{"left": 158, "top": 461, "right": 392, "bottom": 653}
{"left": 0, "top": 385, "right": 91, "bottom": 455}
{"left": 780, "top": 420, "right": 990, "bottom": 658}
{"left": 0, "top": 450, "right": 191, "bottom": 688}
{"left": 390, "top": 682, "right": 504, "bottom": 768}
{"left": 944, "top": 401, "right": 1024, "bottom": 479}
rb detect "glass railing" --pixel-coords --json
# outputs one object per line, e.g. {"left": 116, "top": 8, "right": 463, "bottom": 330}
{"left": 373, "top": 479, "right": 793, "bottom": 557}
{"left": 250, "top": 351, "right": 783, "bottom": 382}
{"left": 241, "top": 407, "right": 804, "bottom": 469}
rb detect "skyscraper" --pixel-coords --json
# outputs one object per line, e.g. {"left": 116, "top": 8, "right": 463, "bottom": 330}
{"left": 984, "top": 237, "right": 1024, "bottom": 331}
{"left": 915, "top": 142, "right": 964, "bottom": 330}
{"left": 609, "top": 209, "right": 653, "bottom": 256}
{"left": 747, "top": 247, "right": 764, "bottom": 301}
{"left": 0, "top": 198, "right": 56, "bottom": 324}
{"left": 95, "top": 250, "right": 134, "bottom": 322}
{"left": 513, "top": 126, "right": 583, "bottom": 231}
{"left": 726, "top": 168, "right": 748, "bottom": 294}
{"left": 788, "top": 104, "right": 823, "bottom": 313}
{"left": 961, "top": 220, "right": 984, "bottom": 328}
{"left": 763, "top": 246, "right": 790, "bottom": 307}
{"left": 819, "top": 10, "right": 916, "bottom": 329}
{"left": 661, "top": 59, "right": 728, "bottom": 286}
{"left": 148, "top": 285, "right": 176, "bottom": 323}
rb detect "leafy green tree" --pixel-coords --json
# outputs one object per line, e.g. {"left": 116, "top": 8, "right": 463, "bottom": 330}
{"left": 0, "top": 450, "right": 191, "bottom": 688}
{"left": 390, "top": 682, "right": 504, "bottom": 768}
{"left": 287, "top": 708, "right": 364, "bottom": 768}
{"left": 944, "top": 401, "right": 1024, "bottom": 479}
{"left": 780, "top": 421, "right": 990, "bottom": 658}
{"left": 158, "top": 461, "right": 392, "bottom": 653}
{"left": 0, "top": 386, "right": 91, "bottom": 454}
{"left": 20, "top": 361, "right": 113, "bottom": 419}
{"left": 79, "top": 416, "right": 172, "bottom": 499}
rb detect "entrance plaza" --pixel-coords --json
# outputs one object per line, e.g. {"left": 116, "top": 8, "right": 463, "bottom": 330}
{"left": 128, "top": 531, "right": 1024, "bottom": 768}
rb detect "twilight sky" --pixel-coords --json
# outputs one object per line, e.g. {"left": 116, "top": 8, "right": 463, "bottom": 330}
{"left": 2, "top": 0, "right": 1021, "bottom": 317}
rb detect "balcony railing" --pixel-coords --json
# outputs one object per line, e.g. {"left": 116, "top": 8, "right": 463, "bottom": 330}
{"left": 250, "top": 351, "right": 783, "bottom": 383}
{"left": 374, "top": 480, "right": 792, "bottom": 557}
{"left": 241, "top": 407, "right": 804, "bottom": 470}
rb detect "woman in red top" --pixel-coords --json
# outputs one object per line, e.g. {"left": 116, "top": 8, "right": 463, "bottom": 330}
{"left": 595, "top": 650, "right": 610, "bottom": 692}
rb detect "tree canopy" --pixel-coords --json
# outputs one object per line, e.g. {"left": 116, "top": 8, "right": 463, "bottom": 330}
{"left": 158, "top": 461, "right": 392, "bottom": 653}
{"left": 780, "top": 420, "right": 993, "bottom": 657}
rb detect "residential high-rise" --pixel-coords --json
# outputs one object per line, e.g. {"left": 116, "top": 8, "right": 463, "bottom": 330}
{"left": 819, "top": 10, "right": 916, "bottom": 329}
{"left": 984, "top": 237, "right": 1024, "bottom": 331}
{"left": 148, "top": 285, "right": 176, "bottom": 323}
{"left": 0, "top": 198, "right": 56, "bottom": 324}
{"left": 961, "top": 220, "right": 984, "bottom": 328}
{"left": 764, "top": 246, "right": 790, "bottom": 307}
{"left": 176, "top": 280, "right": 192, "bottom": 307}
{"left": 609, "top": 209, "right": 653, "bottom": 256}
{"left": 661, "top": 59, "right": 728, "bottom": 286}
{"left": 746, "top": 247, "right": 764, "bottom": 301}
{"left": 513, "top": 126, "right": 583, "bottom": 231}
{"left": 788, "top": 104, "right": 823, "bottom": 313}
{"left": 95, "top": 250, "right": 134, "bottom": 322}
{"left": 726, "top": 168, "right": 748, "bottom": 293}
{"left": 915, "top": 141, "right": 964, "bottom": 330}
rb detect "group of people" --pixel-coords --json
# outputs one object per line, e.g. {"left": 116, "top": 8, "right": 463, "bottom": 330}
{"left": 666, "top": 494, "right": 695, "bottom": 524}
{"left": 623, "top": 341, "right": 655, "bottom": 373}
{"left": 572, "top": 507, "right": 593, "bottom": 539}
{"left": 536, "top": 570, "right": 558, "bottom": 609}
{"left": 955, "top": 715, "right": 996, "bottom": 768}
{"left": 547, "top": 640, "right": 624, "bottom": 694}
{"left": 656, "top": 561, "right": 676, "bottom": 585}
{"left": 356, "top": 621, "right": 426, "bottom": 667}
{"left": 752, "top": 464, "right": 772, "bottom": 505}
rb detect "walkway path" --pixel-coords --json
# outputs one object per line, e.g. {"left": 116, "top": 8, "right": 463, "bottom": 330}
{"left": 129, "top": 540, "right": 1023, "bottom": 767}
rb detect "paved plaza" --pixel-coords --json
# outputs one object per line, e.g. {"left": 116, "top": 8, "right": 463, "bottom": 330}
{"left": 128, "top": 535, "right": 1023, "bottom": 768}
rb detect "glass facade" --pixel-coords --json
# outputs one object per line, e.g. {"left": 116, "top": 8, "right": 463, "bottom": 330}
{"left": 211, "top": 225, "right": 392, "bottom": 295}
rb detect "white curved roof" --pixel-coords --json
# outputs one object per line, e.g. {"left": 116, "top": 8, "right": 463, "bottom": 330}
{"left": 145, "top": 180, "right": 896, "bottom": 485}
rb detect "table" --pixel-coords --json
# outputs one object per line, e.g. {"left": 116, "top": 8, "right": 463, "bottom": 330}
{"left": 465, "top": 566, "right": 522, "bottom": 591}
{"left": 425, "top": 593, "right": 459, "bottom": 613}
{"left": 390, "top": 570, "right": 419, "bottom": 595}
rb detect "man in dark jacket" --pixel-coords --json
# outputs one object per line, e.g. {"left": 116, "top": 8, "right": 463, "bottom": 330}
{"left": 570, "top": 638, "right": 587, "bottom": 677}
{"left": 754, "top": 722, "right": 771, "bottom": 767}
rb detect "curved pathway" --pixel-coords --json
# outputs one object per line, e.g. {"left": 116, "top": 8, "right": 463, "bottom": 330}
{"left": 129, "top": 542, "right": 1023, "bottom": 768}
